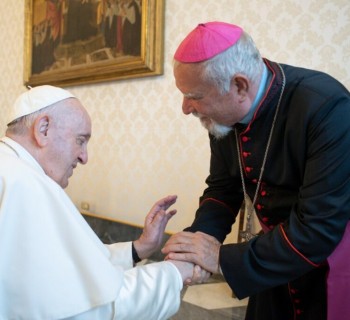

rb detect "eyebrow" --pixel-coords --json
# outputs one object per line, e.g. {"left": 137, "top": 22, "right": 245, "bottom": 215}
{"left": 183, "top": 92, "right": 203, "bottom": 99}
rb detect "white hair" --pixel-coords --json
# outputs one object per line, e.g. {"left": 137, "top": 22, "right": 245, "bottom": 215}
{"left": 6, "top": 103, "right": 61, "bottom": 135}
{"left": 199, "top": 31, "right": 264, "bottom": 94}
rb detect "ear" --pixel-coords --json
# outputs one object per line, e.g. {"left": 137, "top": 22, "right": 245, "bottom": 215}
{"left": 231, "top": 75, "right": 250, "bottom": 100}
{"left": 33, "top": 115, "right": 50, "bottom": 147}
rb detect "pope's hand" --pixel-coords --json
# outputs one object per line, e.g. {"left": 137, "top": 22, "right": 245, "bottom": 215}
{"left": 133, "top": 195, "right": 177, "bottom": 260}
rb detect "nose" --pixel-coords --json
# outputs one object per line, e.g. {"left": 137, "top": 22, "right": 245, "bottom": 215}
{"left": 78, "top": 148, "right": 88, "bottom": 165}
{"left": 182, "top": 97, "right": 194, "bottom": 115}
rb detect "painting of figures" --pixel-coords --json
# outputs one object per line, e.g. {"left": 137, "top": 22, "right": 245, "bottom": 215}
{"left": 24, "top": 0, "right": 164, "bottom": 86}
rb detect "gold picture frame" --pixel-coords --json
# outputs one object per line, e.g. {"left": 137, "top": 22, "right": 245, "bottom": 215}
{"left": 24, "top": 0, "right": 164, "bottom": 87}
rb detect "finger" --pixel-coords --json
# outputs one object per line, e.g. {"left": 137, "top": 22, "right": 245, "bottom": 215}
{"left": 155, "top": 195, "right": 177, "bottom": 211}
{"left": 192, "top": 265, "right": 203, "bottom": 284}
{"left": 202, "top": 271, "right": 211, "bottom": 282}
{"left": 147, "top": 211, "right": 176, "bottom": 234}
{"left": 164, "top": 231, "right": 196, "bottom": 245}
{"left": 146, "top": 196, "right": 177, "bottom": 224}
{"left": 149, "top": 209, "right": 166, "bottom": 224}
{"left": 144, "top": 205, "right": 161, "bottom": 223}
{"left": 166, "top": 209, "right": 177, "bottom": 217}
{"left": 199, "top": 267, "right": 212, "bottom": 283}
{"left": 163, "top": 238, "right": 194, "bottom": 253}
{"left": 166, "top": 252, "right": 198, "bottom": 265}
{"left": 163, "top": 210, "right": 177, "bottom": 225}
{"left": 162, "top": 240, "right": 187, "bottom": 253}
{"left": 147, "top": 195, "right": 176, "bottom": 212}
{"left": 145, "top": 210, "right": 166, "bottom": 227}
{"left": 163, "top": 254, "right": 170, "bottom": 261}
{"left": 162, "top": 242, "right": 196, "bottom": 255}
{"left": 193, "top": 265, "right": 211, "bottom": 284}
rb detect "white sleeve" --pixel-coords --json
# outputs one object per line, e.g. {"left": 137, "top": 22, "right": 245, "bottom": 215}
{"left": 105, "top": 242, "right": 134, "bottom": 270}
{"left": 64, "top": 261, "right": 183, "bottom": 320}
{"left": 115, "top": 261, "right": 183, "bottom": 320}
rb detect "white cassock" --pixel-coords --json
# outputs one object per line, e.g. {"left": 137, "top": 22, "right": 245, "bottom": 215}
{"left": 0, "top": 137, "right": 183, "bottom": 320}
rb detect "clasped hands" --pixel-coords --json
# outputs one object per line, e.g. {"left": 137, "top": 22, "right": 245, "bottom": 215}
{"left": 135, "top": 195, "right": 221, "bottom": 285}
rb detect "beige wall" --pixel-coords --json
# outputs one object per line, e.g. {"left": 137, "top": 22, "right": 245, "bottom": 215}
{"left": 1, "top": 1, "right": 350, "bottom": 242}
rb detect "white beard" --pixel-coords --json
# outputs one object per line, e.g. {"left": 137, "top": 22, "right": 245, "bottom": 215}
{"left": 194, "top": 112, "right": 232, "bottom": 139}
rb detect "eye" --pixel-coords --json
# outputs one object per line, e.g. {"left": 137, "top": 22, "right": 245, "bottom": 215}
{"left": 76, "top": 137, "right": 86, "bottom": 146}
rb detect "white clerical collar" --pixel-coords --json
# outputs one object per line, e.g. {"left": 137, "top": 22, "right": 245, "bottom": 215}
{"left": 0, "top": 136, "right": 45, "bottom": 174}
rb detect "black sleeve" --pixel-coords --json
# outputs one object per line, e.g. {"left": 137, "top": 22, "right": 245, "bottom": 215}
{"left": 185, "top": 133, "right": 243, "bottom": 243}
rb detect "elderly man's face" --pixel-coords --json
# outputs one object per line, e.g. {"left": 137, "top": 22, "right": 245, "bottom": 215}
{"left": 43, "top": 98, "right": 91, "bottom": 188}
{"left": 174, "top": 62, "right": 251, "bottom": 139}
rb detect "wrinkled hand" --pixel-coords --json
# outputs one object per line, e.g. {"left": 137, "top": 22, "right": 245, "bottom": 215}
{"left": 168, "top": 261, "right": 210, "bottom": 285}
{"left": 162, "top": 231, "right": 221, "bottom": 274}
{"left": 184, "top": 265, "right": 211, "bottom": 286}
{"left": 133, "top": 195, "right": 177, "bottom": 260}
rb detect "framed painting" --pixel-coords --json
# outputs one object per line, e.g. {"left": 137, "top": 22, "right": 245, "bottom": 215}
{"left": 24, "top": 0, "right": 164, "bottom": 87}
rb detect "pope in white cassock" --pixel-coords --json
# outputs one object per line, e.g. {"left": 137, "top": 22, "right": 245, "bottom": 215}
{"left": 0, "top": 85, "right": 198, "bottom": 320}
